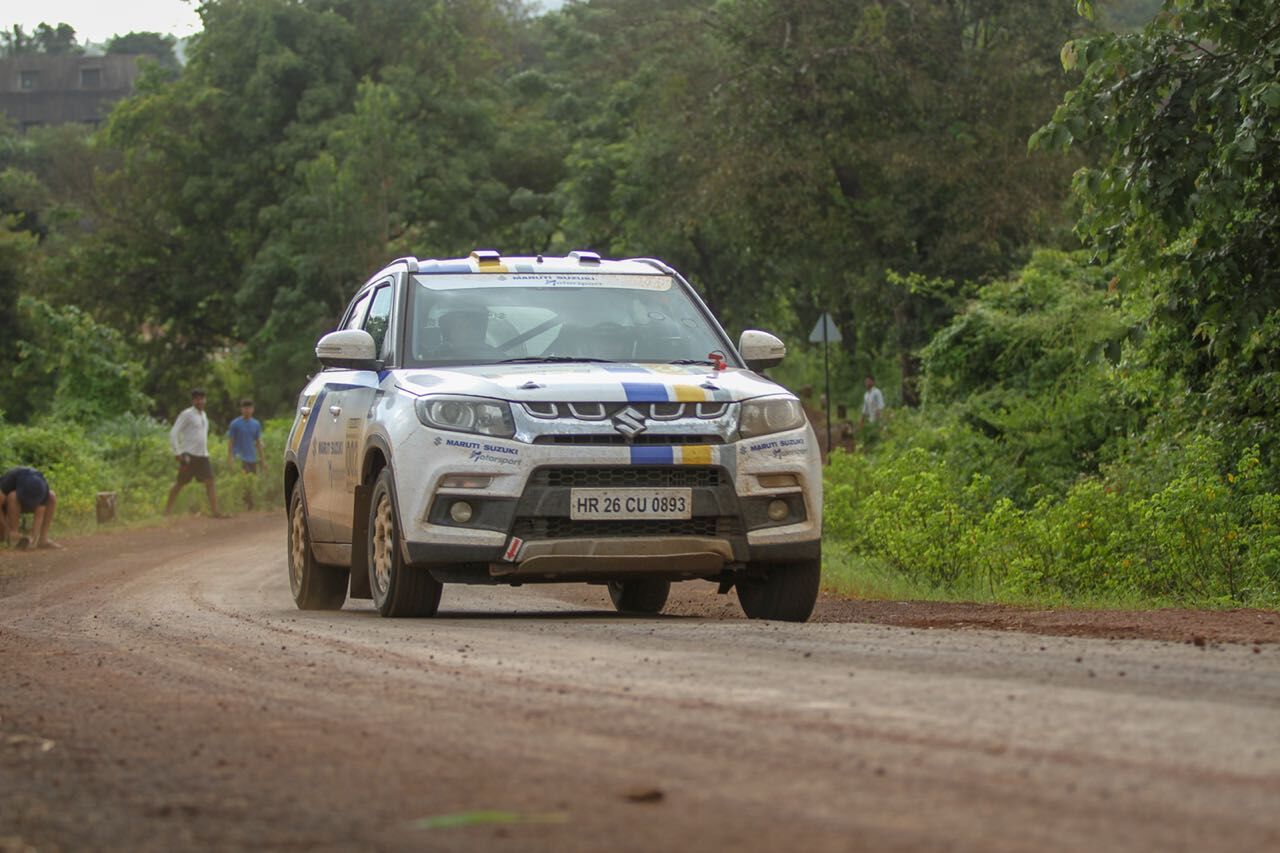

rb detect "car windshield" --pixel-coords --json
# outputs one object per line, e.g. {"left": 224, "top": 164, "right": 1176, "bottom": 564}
{"left": 405, "top": 272, "right": 735, "bottom": 367}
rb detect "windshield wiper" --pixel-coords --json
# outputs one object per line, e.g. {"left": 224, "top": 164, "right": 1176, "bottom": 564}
{"left": 667, "top": 359, "right": 717, "bottom": 366}
{"left": 496, "top": 356, "right": 616, "bottom": 364}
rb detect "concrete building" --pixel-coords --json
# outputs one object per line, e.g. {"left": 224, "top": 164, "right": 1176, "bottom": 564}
{"left": 0, "top": 54, "right": 141, "bottom": 131}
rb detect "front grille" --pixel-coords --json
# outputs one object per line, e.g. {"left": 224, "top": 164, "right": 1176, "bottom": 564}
{"left": 524, "top": 401, "right": 729, "bottom": 420}
{"left": 531, "top": 466, "right": 723, "bottom": 488}
{"left": 532, "top": 434, "right": 722, "bottom": 446}
{"left": 511, "top": 516, "right": 743, "bottom": 539}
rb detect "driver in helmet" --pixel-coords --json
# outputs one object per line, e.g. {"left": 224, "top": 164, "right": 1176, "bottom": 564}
{"left": 435, "top": 303, "right": 503, "bottom": 359}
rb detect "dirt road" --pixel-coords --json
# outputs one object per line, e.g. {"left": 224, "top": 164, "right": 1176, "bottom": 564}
{"left": 2, "top": 515, "right": 1278, "bottom": 851}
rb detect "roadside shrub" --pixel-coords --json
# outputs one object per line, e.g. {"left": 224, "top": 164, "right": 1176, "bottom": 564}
{"left": 824, "top": 434, "right": 1280, "bottom": 607}
{"left": 819, "top": 232, "right": 1280, "bottom": 608}
{"left": 0, "top": 415, "right": 291, "bottom": 533}
{"left": 914, "top": 250, "right": 1148, "bottom": 501}
{"left": 11, "top": 297, "right": 152, "bottom": 424}
{"left": 0, "top": 421, "right": 110, "bottom": 517}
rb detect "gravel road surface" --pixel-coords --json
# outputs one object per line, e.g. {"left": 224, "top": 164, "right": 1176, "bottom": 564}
{"left": 2, "top": 514, "right": 1278, "bottom": 851}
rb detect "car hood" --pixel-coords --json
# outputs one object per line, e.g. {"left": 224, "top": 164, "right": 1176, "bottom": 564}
{"left": 395, "top": 363, "right": 787, "bottom": 403}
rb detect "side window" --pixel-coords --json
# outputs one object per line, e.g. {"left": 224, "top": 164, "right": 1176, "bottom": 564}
{"left": 364, "top": 284, "right": 394, "bottom": 358}
{"left": 343, "top": 292, "right": 372, "bottom": 331}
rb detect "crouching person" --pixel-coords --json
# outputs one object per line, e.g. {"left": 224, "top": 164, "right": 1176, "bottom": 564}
{"left": 1, "top": 466, "right": 60, "bottom": 549}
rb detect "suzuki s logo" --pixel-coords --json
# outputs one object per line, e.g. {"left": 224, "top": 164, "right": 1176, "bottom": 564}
{"left": 613, "top": 406, "right": 648, "bottom": 437}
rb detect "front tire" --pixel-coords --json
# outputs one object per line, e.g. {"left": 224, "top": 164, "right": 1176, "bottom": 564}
{"left": 736, "top": 559, "right": 820, "bottom": 622}
{"left": 368, "top": 469, "right": 442, "bottom": 617}
{"left": 608, "top": 578, "right": 671, "bottom": 614}
{"left": 288, "top": 487, "right": 348, "bottom": 610}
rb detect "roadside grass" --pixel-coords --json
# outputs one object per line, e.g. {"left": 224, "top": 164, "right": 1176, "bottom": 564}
{"left": 820, "top": 539, "right": 1193, "bottom": 611}
{"left": 820, "top": 542, "right": 947, "bottom": 603}
{"left": 821, "top": 434, "right": 1280, "bottom": 611}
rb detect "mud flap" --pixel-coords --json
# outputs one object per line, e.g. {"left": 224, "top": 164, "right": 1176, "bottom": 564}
{"left": 348, "top": 482, "right": 373, "bottom": 599}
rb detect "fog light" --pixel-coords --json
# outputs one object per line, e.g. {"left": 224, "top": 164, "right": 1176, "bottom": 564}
{"left": 449, "top": 501, "right": 474, "bottom": 524}
{"left": 767, "top": 499, "right": 790, "bottom": 522}
{"left": 440, "top": 475, "right": 493, "bottom": 489}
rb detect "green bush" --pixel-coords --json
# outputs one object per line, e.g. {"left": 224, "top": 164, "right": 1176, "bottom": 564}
{"left": 822, "top": 250, "right": 1280, "bottom": 607}
{"left": 0, "top": 421, "right": 110, "bottom": 517}
{"left": 914, "top": 250, "right": 1146, "bottom": 500}
{"left": 0, "top": 415, "right": 291, "bottom": 534}
{"left": 12, "top": 297, "right": 152, "bottom": 424}
{"left": 824, "top": 436, "right": 1280, "bottom": 607}
{"left": 819, "top": 249, "right": 1269, "bottom": 607}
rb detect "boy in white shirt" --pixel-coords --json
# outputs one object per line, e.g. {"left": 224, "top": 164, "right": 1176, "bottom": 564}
{"left": 165, "top": 388, "right": 224, "bottom": 517}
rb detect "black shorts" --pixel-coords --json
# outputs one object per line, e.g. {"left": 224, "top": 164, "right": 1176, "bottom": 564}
{"left": 176, "top": 455, "right": 214, "bottom": 485}
{"left": 239, "top": 461, "right": 259, "bottom": 474}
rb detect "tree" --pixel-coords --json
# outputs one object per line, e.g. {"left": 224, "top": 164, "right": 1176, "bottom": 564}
{"left": 85, "top": 0, "right": 531, "bottom": 412}
{"left": 1034, "top": 1, "right": 1280, "bottom": 455}
{"left": 0, "top": 25, "right": 34, "bottom": 56}
{"left": 542, "top": 0, "right": 1087, "bottom": 401}
{"left": 33, "top": 23, "right": 82, "bottom": 55}
{"left": 11, "top": 297, "right": 152, "bottom": 422}
{"left": 0, "top": 217, "right": 36, "bottom": 420}
{"left": 1, "top": 22, "right": 81, "bottom": 56}
{"left": 1097, "top": 0, "right": 1164, "bottom": 31}
{"left": 106, "top": 31, "right": 180, "bottom": 71}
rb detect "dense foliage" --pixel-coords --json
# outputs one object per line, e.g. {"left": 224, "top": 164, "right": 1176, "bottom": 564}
{"left": 824, "top": 252, "right": 1279, "bottom": 606}
{"left": 2, "top": 0, "right": 1093, "bottom": 416}
{"left": 815, "top": 1, "right": 1280, "bottom": 608}
{"left": 1035, "top": 0, "right": 1280, "bottom": 468}
{"left": 826, "top": 434, "right": 1280, "bottom": 606}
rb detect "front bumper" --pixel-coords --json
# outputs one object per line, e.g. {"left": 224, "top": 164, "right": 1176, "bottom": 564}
{"left": 394, "top": 423, "right": 823, "bottom": 581}
{"left": 406, "top": 535, "right": 822, "bottom": 583}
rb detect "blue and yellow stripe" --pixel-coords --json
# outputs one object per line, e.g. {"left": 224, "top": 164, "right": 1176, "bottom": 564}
{"left": 629, "top": 445, "right": 714, "bottom": 465}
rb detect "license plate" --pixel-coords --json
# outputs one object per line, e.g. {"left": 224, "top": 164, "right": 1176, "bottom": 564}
{"left": 569, "top": 488, "right": 692, "bottom": 520}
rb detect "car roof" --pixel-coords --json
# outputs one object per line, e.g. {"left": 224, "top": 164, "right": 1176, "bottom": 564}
{"left": 385, "top": 250, "right": 672, "bottom": 277}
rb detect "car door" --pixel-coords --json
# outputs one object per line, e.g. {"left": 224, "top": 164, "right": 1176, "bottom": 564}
{"left": 323, "top": 278, "right": 395, "bottom": 543}
{"left": 301, "top": 288, "right": 372, "bottom": 543}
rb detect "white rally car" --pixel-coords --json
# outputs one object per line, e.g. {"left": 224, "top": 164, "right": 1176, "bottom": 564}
{"left": 284, "top": 251, "right": 823, "bottom": 621}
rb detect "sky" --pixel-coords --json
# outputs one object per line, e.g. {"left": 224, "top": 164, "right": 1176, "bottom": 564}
{"left": 8, "top": 0, "right": 566, "bottom": 46}
{"left": 8, "top": 0, "right": 203, "bottom": 45}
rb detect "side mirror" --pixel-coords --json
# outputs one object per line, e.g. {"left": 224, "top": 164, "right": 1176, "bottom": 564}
{"left": 739, "top": 330, "right": 786, "bottom": 370}
{"left": 316, "top": 329, "right": 381, "bottom": 371}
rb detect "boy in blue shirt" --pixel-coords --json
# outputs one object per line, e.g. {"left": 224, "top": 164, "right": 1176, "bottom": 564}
{"left": 227, "top": 399, "right": 266, "bottom": 474}
{"left": 227, "top": 399, "right": 266, "bottom": 509}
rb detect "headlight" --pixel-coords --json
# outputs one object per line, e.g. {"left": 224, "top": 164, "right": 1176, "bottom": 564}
{"left": 415, "top": 396, "right": 515, "bottom": 438}
{"left": 739, "top": 397, "right": 806, "bottom": 439}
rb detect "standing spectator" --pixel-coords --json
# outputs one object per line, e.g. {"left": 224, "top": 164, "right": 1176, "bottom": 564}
{"left": 0, "top": 466, "right": 60, "bottom": 549}
{"left": 859, "top": 375, "right": 885, "bottom": 430}
{"left": 227, "top": 399, "right": 266, "bottom": 509}
{"left": 165, "top": 388, "right": 224, "bottom": 517}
